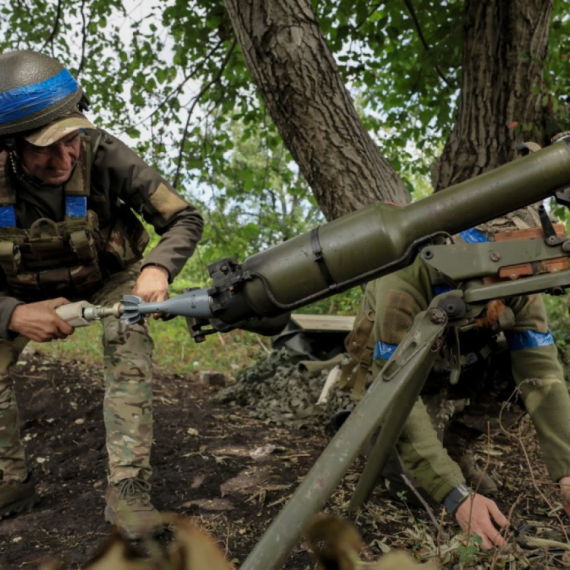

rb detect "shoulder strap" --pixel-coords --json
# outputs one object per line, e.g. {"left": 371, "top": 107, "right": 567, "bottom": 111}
{"left": 0, "top": 153, "right": 17, "bottom": 228}
{"left": 0, "top": 152, "right": 17, "bottom": 206}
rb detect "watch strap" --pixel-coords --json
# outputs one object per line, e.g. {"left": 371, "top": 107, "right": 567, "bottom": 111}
{"left": 443, "top": 483, "right": 471, "bottom": 516}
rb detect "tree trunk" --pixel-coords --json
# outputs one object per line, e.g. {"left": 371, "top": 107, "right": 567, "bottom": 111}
{"left": 432, "top": 0, "right": 554, "bottom": 190}
{"left": 224, "top": 0, "right": 410, "bottom": 220}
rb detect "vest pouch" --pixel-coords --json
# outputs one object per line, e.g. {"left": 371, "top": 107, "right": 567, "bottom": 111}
{"left": 67, "top": 209, "right": 101, "bottom": 262}
{"left": 0, "top": 242, "right": 21, "bottom": 274}
{"left": 37, "top": 266, "right": 73, "bottom": 290}
{"left": 69, "top": 229, "right": 97, "bottom": 261}
{"left": 103, "top": 205, "right": 150, "bottom": 270}
{"left": 344, "top": 309, "right": 375, "bottom": 358}
{"left": 28, "top": 218, "right": 68, "bottom": 259}
{"left": 339, "top": 308, "right": 375, "bottom": 397}
{"left": 69, "top": 262, "right": 103, "bottom": 293}
{"left": 7, "top": 272, "right": 42, "bottom": 299}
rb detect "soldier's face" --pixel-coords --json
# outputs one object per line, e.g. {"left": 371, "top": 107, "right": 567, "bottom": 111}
{"left": 19, "top": 131, "right": 81, "bottom": 186}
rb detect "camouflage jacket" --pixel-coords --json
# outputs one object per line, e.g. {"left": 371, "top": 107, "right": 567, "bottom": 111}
{"left": 348, "top": 207, "right": 570, "bottom": 503}
{"left": 0, "top": 129, "right": 204, "bottom": 337}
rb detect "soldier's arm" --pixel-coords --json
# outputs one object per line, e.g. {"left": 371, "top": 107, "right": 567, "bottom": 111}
{"left": 505, "top": 295, "right": 570, "bottom": 485}
{"left": 0, "top": 296, "right": 24, "bottom": 339}
{"left": 5, "top": 298, "right": 73, "bottom": 342}
{"left": 371, "top": 260, "right": 510, "bottom": 546}
{"left": 370, "top": 259, "right": 465, "bottom": 502}
{"left": 92, "top": 131, "right": 204, "bottom": 282}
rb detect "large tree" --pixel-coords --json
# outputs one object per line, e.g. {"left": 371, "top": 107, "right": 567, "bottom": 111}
{"left": 224, "top": 0, "right": 564, "bottom": 216}
{"left": 432, "top": 0, "right": 557, "bottom": 191}
{"left": 222, "top": 0, "right": 410, "bottom": 218}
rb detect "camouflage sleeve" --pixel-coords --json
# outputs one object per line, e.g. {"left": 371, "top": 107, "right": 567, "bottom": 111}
{"left": 505, "top": 295, "right": 570, "bottom": 481}
{"left": 92, "top": 131, "right": 204, "bottom": 280}
{"left": 396, "top": 398, "right": 465, "bottom": 503}
{"left": 370, "top": 258, "right": 465, "bottom": 502}
{"left": 369, "top": 257, "right": 431, "bottom": 379}
{"left": 0, "top": 296, "right": 24, "bottom": 340}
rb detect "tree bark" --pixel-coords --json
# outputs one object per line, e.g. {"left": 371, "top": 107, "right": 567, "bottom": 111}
{"left": 224, "top": 0, "right": 410, "bottom": 220}
{"left": 432, "top": 0, "right": 554, "bottom": 190}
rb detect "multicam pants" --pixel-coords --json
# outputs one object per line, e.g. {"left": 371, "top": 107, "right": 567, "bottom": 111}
{"left": 0, "top": 265, "right": 154, "bottom": 484}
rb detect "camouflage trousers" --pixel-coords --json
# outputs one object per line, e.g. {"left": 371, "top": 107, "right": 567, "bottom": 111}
{"left": 0, "top": 265, "right": 154, "bottom": 484}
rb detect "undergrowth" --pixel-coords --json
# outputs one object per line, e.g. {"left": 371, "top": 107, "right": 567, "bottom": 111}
{"left": 32, "top": 317, "right": 268, "bottom": 377}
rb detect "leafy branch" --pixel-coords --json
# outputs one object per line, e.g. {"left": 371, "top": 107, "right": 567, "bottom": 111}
{"left": 403, "top": 0, "right": 455, "bottom": 89}
{"left": 40, "top": 0, "right": 63, "bottom": 53}
{"left": 173, "top": 38, "right": 237, "bottom": 188}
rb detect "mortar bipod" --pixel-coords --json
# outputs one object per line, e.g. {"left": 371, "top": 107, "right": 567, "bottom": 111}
{"left": 240, "top": 296, "right": 452, "bottom": 570}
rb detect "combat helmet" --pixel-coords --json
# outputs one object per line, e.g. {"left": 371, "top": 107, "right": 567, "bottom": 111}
{"left": 0, "top": 50, "right": 87, "bottom": 140}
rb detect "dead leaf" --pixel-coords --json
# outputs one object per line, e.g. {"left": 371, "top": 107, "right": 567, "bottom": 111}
{"left": 372, "top": 551, "right": 438, "bottom": 569}
{"left": 250, "top": 444, "right": 282, "bottom": 459}
{"left": 168, "top": 515, "right": 235, "bottom": 569}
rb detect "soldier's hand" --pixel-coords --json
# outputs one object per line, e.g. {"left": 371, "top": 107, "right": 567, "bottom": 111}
{"left": 132, "top": 265, "right": 170, "bottom": 318}
{"left": 558, "top": 476, "right": 570, "bottom": 517}
{"left": 455, "top": 493, "right": 509, "bottom": 549}
{"left": 8, "top": 298, "right": 74, "bottom": 342}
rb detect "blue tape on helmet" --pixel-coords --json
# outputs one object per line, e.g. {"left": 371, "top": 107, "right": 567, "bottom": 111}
{"left": 506, "top": 329, "right": 555, "bottom": 351}
{"left": 66, "top": 196, "right": 87, "bottom": 218}
{"left": 0, "top": 69, "right": 79, "bottom": 125}
{"left": 459, "top": 228, "right": 490, "bottom": 243}
{"left": 373, "top": 341, "right": 398, "bottom": 361}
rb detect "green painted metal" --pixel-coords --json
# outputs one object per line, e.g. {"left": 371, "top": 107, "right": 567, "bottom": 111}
{"left": 240, "top": 306, "right": 448, "bottom": 570}
{"left": 463, "top": 269, "right": 570, "bottom": 303}
{"left": 348, "top": 309, "right": 450, "bottom": 511}
{"left": 240, "top": 143, "right": 570, "bottom": 318}
{"left": 420, "top": 240, "right": 565, "bottom": 280}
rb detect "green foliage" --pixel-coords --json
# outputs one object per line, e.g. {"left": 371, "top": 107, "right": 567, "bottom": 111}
{"left": 458, "top": 534, "right": 482, "bottom": 563}
{"left": 34, "top": 317, "right": 268, "bottom": 376}
{"left": 541, "top": 4, "right": 570, "bottom": 137}
{"left": 396, "top": 489, "right": 408, "bottom": 503}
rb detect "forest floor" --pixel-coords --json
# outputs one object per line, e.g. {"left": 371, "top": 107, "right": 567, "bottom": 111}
{"left": 0, "top": 350, "right": 569, "bottom": 569}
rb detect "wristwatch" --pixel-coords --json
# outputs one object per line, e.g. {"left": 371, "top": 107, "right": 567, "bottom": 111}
{"left": 443, "top": 483, "right": 472, "bottom": 516}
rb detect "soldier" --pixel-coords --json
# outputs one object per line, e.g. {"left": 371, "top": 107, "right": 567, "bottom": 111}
{"left": 343, "top": 206, "right": 570, "bottom": 549}
{"left": 0, "top": 51, "right": 204, "bottom": 538}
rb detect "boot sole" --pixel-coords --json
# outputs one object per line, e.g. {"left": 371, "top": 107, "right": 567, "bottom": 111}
{"left": 0, "top": 493, "right": 39, "bottom": 519}
{"left": 104, "top": 505, "right": 164, "bottom": 540}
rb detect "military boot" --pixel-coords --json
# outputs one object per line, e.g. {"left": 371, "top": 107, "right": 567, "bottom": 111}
{"left": 104, "top": 477, "right": 164, "bottom": 539}
{"left": 0, "top": 472, "right": 38, "bottom": 519}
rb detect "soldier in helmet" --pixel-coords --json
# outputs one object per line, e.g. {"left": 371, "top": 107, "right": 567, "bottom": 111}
{"left": 0, "top": 50, "right": 204, "bottom": 538}
{"left": 343, "top": 206, "right": 570, "bottom": 549}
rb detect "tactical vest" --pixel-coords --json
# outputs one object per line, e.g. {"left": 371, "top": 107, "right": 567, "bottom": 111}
{"left": 0, "top": 133, "right": 149, "bottom": 302}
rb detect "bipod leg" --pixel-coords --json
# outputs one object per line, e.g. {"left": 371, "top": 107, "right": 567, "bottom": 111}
{"left": 349, "top": 307, "right": 448, "bottom": 510}
{"left": 240, "top": 306, "right": 448, "bottom": 570}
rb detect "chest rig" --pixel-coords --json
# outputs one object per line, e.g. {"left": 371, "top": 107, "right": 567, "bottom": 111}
{"left": 0, "top": 135, "right": 103, "bottom": 301}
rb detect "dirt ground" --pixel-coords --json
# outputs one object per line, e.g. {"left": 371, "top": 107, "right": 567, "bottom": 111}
{"left": 0, "top": 351, "right": 569, "bottom": 569}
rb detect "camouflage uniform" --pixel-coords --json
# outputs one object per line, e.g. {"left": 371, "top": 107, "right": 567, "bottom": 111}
{"left": 344, "top": 206, "right": 570, "bottom": 504}
{"left": 0, "top": 130, "right": 204, "bottom": 485}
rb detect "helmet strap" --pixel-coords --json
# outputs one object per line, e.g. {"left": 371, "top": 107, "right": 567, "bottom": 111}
{"left": 79, "top": 92, "right": 90, "bottom": 113}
